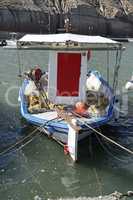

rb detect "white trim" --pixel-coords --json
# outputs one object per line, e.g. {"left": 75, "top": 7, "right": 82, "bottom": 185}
{"left": 68, "top": 119, "right": 78, "bottom": 162}
{"left": 17, "top": 34, "right": 122, "bottom": 51}
{"left": 79, "top": 52, "right": 87, "bottom": 101}
{"left": 19, "top": 33, "right": 118, "bottom": 44}
{"left": 48, "top": 51, "right": 57, "bottom": 102}
{"left": 48, "top": 51, "right": 87, "bottom": 105}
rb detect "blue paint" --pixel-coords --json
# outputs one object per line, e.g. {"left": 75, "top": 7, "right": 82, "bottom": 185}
{"left": 19, "top": 71, "right": 114, "bottom": 138}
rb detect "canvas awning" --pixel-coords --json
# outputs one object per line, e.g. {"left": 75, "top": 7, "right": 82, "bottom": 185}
{"left": 17, "top": 33, "right": 123, "bottom": 50}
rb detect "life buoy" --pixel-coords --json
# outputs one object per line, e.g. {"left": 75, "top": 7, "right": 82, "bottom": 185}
{"left": 74, "top": 102, "right": 87, "bottom": 115}
{"left": 87, "top": 49, "right": 92, "bottom": 60}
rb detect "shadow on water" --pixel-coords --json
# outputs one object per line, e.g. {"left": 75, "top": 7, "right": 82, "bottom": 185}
{"left": 0, "top": 48, "right": 133, "bottom": 199}
{"left": 0, "top": 114, "right": 132, "bottom": 199}
{"left": 0, "top": 93, "right": 132, "bottom": 199}
{"left": 0, "top": 100, "right": 33, "bottom": 169}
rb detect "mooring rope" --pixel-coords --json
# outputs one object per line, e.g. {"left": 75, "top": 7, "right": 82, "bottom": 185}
{"left": 1, "top": 106, "right": 132, "bottom": 158}
{"left": 71, "top": 111, "right": 133, "bottom": 156}
{"left": 0, "top": 116, "right": 59, "bottom": 156}
{"left": 94, "top": 128, "right": 128, "bottom": 163}
{"left": 0, "top": 127, "right": 42, "bottom": 156}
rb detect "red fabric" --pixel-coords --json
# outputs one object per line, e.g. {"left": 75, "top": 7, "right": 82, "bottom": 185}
{"left": 57, "top": 53, "right": 81, "bottom": 96}
{"left": 64, "top": 144, "right": 69, "bottom": 155}
{"left": 34, "top": 68, "right": 42, "bottom": 81}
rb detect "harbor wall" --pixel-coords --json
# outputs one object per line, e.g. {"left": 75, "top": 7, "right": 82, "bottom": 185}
{"left": 68, "top": 5, "right": 133, "bottom": 37}
{"left": 0, "top": 8, "right": 58, "bottom": 34}
{"left": 0, "top": 6, "right": 133, "bottom": 37}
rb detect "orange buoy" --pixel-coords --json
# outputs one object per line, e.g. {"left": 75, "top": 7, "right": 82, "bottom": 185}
{"left": 75, "top": 102, "right": 87, "bottom": 114}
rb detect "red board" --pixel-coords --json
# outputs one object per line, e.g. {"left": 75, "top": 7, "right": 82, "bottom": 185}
{"left": 57, "top": 53, "right": 81, "bottom": 96}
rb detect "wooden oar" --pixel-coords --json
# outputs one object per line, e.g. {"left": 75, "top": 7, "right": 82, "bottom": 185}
{"left": 34, "top": 81, "right": 50, "bottom": 109}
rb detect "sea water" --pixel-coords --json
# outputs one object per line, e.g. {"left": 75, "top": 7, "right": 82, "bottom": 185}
{"left": 0, "top": 43, "right": 132, "bottom": 199}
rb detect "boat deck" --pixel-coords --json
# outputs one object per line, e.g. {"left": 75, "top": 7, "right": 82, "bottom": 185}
{"left": 31, "top": 110, "right": 109, "bottom": 126}
{"left": 32, "top": 111, "right": 58, "bottom": 121}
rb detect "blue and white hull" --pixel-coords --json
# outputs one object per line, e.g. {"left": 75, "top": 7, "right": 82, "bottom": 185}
{"left": 19, "top": 74, "right": 114, "bottom": 144}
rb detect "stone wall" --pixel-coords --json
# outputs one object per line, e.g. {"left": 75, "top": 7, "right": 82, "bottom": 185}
{"left": 0, "top": 1, "right": 133, "bottom": 37}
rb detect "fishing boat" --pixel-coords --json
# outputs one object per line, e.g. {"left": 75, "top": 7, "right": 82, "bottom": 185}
{"left": 17, "top": 33, "right": 123, "bottom": 161}
{"left": 3, "top": 33, "right": 17, "bottom": 49}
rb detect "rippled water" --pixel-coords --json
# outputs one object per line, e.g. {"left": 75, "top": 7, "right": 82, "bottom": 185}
{"left": 0, "top": 43, "right": 132, "bottom": 200}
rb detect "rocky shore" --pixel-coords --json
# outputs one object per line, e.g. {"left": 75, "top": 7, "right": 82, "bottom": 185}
{"left": 0, "top": 0, "right": 133, "bottom": 16}
{"left": 0, "top": 0, "right": 133, "bottom": 37}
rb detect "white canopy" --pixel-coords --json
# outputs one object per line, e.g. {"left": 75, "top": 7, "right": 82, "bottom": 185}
{"left": 17, "top": 33, "right": 122, "bottom": 50}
